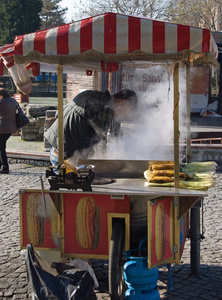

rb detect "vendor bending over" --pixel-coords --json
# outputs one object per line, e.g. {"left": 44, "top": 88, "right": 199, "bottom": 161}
{"left": 44, "top": 89, "right": 137, "bottom": 170}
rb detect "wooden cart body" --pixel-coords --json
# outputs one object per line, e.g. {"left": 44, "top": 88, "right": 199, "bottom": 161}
{"left": 19, "top": 174, "right": 206, "bottom": 269}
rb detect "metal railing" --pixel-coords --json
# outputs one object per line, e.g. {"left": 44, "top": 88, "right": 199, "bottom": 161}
{"left": 190, "top": 138, "right": 222, "bottom": 144}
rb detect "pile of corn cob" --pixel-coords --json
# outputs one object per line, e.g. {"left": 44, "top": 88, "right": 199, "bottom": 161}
{"left": 144, "top": 161, "right": 217, "bottom": 190}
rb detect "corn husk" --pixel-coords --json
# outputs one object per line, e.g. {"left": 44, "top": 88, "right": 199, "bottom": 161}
{"left": 179, "top": 179, "right": 215, "bottom": 190}
{"left": 181, "top": 161, "right": 217, "bottom": 175}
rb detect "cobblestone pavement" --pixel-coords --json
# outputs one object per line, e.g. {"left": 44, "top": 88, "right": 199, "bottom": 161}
{"left": 0, "top": 163, "right": 222, "bottom": 300}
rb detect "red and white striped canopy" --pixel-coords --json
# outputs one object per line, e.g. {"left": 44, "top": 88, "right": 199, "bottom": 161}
{"left": 12, "top": 13, "right": 218, "bottom": 67}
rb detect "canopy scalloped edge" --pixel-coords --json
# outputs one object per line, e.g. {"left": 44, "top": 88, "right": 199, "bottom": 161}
{"left": 14, "top": 49, "right": 218, "bottom": 68}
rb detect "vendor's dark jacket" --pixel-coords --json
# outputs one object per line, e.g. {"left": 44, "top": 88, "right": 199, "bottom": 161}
{"left": 0, "top": 97, "right": 17, "bottom": 134}
{"left": 44, "top": 90, "right": 114, "bottom": 159}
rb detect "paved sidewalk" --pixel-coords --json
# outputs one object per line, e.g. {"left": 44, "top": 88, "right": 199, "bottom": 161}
{"left": 0, "top": 164, "right": 221, "bottom": 299}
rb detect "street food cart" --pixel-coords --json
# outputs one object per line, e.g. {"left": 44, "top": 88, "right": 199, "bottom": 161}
{"left": 0, "top": 12, "right": 218, "bottom": 299}
{"left": 19, "top": 159, "right": 211, "bottom": 298}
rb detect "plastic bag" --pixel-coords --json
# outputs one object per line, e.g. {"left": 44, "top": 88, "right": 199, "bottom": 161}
{"left": 16, "top": 103, "right": 30, "bottom": 129}
{"left": 25, "top": 244, "right": 96, "bottom": 300}
{"left": 67, "top": 259, "right": 99, "bottom": 288}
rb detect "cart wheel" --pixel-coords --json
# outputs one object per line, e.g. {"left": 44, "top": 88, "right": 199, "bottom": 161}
{"left": 190, "top": 207, "right": 200, "bottom": 276}
{"left": 108, "top": 219, "right": 126, "bottom": 300}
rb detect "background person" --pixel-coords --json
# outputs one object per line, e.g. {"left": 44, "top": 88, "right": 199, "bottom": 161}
{"left": 0, "top": 88, "right": 18, "bottom": 174}
{"left": 44, "top": 89, "right": 137, "bottom": 169}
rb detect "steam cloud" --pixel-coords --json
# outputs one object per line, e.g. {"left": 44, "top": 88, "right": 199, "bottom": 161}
{"left": 66, "top": 64, "right": 188, "bottom": 165}
{"left": 91, "top": 64, "right": 188, "bottom": 161}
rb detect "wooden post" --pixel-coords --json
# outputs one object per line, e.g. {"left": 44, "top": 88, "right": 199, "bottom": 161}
{"left": 186, "top": 63, "right": 191, "bottom": 163}
{"left": 57, "top": 65, "right": 64, "bottom": 168}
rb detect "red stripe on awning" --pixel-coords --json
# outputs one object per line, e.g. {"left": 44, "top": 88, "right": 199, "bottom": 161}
{"left": 177, "top": 24, "right": 190, "bottom": 52}
{"left": 34, "top": 30, "right": 47, "bottom": 54}
{"left": 202, "top": 29, "right": 210, "bottom": 52}
{"left": 0, "top": 44, "right": 15, "bottom": 56}
{"left": 6, "top": 60, "right": 14, "bottom": 68}
{"left": 104, "top": 13, "right": 116, "bottom": 54}
{"left": 80, "top": 17, "right": 93, "bottom": 53}
{"left": 0, "top": 59, "right": 4, "bottom": 75}
{"left": 57, "top": 24, "right": 70, "bottom": 54}
{"left": 0, "top": 51, "right": 14, "bottom": 57}
{"left": 153, "top": 21, "right": 165, "bottom": 53}
{"left": 27, "top": 62, "right": 40, "bottom": 76}
{"left": 128, "top": 16, "right": 140, "bottom": 52}
{"left": 14, "top": 36, "right": 24, "bottom": 55}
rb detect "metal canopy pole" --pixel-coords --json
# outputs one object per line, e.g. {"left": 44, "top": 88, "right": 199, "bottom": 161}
{"left": 186, "top": 63, "right": 191, "bottom": 163}
{"left": 173, "top": 62, "right": 180, "bottom": 264}
{"left": 173, "top": 63, "right": 180, "bottom": 188}
{"left": 57, "top": 65, "right": 64, "bottom": 167}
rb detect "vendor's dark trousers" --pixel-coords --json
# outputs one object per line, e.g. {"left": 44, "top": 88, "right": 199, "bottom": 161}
{"left": 0, "top": 133, "right": 11, "bottom": 171}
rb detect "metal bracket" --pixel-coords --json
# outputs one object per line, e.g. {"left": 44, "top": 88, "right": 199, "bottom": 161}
{"left": 19, "top": 189, "right": 26, "bottom": 194}
{"left": 201, "top": 198, "right": 205, "bottom": 239}
{"left": 173, "top": 245, "right": 178, "bottom": 253}
{"left": 173, "top": 197, "right": 178, "bottom": 206}
{"left": 150, "top": 200, "right": 156, "bottom": 206}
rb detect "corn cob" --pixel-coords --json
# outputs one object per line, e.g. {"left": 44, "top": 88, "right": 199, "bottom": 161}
{"left": 155, "top": 202, "right": 166, "bottom": 261}
{"left": 150, "top": 164, "right": 174, "bottom": 171}
{"left": 145, "top": 160, "right": 215, "bottom": 189}
{"left": 149, "top": 160, "right": 174, "bottom": 165}
{"left": 26, "top": 193, "right": 44, "bottom": 247}
{"left": 76, "top": 197, "right": 100, "bottom": 249}
{"left": 144, "top": 167, "right": 190, "bottom": 184}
